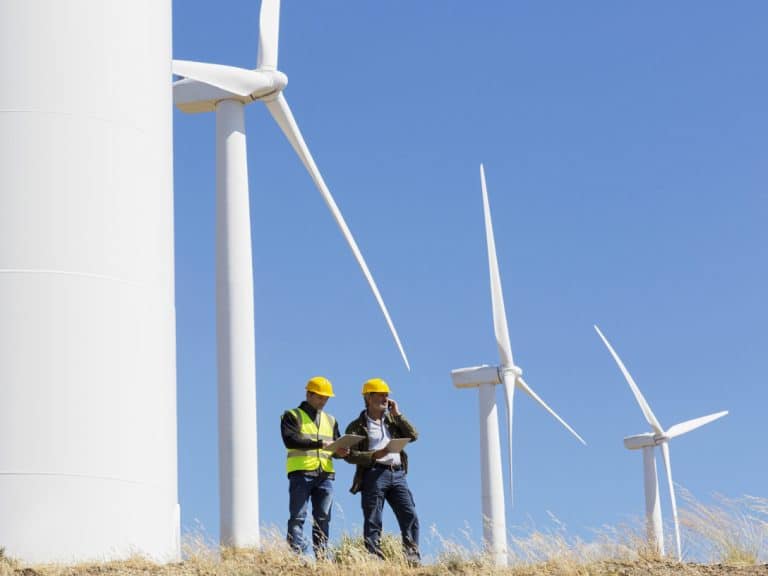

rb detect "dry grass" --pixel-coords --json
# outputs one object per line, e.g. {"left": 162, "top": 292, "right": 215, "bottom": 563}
{"left": 2, "top": 495, "right": 768, "bottom": 576}
{"left": 680, "top": 490, "right": 768, "bottom": 565}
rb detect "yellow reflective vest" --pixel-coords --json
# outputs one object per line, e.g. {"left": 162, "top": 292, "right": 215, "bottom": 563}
{"left": 285, "top": 408, "right": 336, "bottom": 474}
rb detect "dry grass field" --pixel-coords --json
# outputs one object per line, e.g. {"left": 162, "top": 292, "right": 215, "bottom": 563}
{"left": 1, "top": 493, "right": 766, "bottom": 576}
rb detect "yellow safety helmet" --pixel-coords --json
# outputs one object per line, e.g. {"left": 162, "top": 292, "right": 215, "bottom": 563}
{"left": 306, "top": 376, "right": 335, "bottom": 397}
{"left": 362, "top": 378, "right": 391, "bottom": 395}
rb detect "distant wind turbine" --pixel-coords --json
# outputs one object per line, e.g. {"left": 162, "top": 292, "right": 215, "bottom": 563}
{"left": 173, "top": 0, "right": 409, "bottom": 548}
{"left": 451, "top": 165, "right": 586, "bottom": 567}
{"left": 594, "top": 325, "right": 728, "bottom": 561}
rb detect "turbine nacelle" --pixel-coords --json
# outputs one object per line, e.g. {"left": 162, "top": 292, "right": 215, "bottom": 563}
{"left": 451, "top": 364, "right": 522, "bottom": 389}
{"left": 451, "top": 365, "right": 500, "bottom": 388}
{"left": 173, "top": 64, "right": 288, "bottom": 114}
{"left": 623, "top": 432, "right": 668, "bottom": 450}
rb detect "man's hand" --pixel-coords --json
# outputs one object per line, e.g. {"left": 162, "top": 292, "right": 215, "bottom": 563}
{"left": 372, "top": 448, "right": 389, "bottom": 460}
{"left": 387, "top": 398, "right": 401, "bottom": 417}
{"left": 322, "top": 440, "right": 349, "bottom": 458}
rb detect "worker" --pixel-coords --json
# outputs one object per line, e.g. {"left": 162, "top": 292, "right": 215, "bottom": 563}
{"left": 344, "top": 378, "right": 421, "bottom": 565}
{"left": 281, "top": 376, "right": 349, "bottom": 559}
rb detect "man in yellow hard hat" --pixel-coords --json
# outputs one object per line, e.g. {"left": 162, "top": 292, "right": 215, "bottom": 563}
{"left": 281, "top": 376, "right": 349, "bottom": 559}
{"left": 343, "top": 378, "right": 421, "bottom": 565}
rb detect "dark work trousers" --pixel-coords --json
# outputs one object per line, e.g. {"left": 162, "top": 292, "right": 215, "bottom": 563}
{"left": 361, "top": 466, "right": 420, "bottom": 564}
{"left": 287, "top": 473, "right": 333, "bottom": 558}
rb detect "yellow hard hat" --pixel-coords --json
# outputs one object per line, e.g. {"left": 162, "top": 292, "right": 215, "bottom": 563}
{"left": 306, "top": 376, "right": 335, "bottom": 397}
{"left": 362, "top": 378, "right": 391, "bottom": 395}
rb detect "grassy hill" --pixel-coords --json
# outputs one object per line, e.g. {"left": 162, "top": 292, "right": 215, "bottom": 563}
{"left": 1, "top": 493, "right": 766, "bottom": 576}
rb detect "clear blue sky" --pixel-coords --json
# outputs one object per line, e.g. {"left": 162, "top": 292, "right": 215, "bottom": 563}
{"left": 172, "top": 0, "right": 768, "bottom": 558}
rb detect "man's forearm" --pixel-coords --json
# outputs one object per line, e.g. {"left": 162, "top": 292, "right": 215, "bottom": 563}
{"left": 393, "top": 414, "right": 418, "bottom": 441}
{"left": 281, "top": 418, "right": 323, "bottom": 450}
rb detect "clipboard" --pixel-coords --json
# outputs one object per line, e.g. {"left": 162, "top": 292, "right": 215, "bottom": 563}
{"left": 384, "top": 438, "right": 411, "bottom": 453}
{"left": 324, "top": 434, "right": 364, "bottom": 453}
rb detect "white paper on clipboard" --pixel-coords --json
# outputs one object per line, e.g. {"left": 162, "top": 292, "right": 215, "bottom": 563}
{"left": 324, "top": 434, "right": 364, "bottom": 453}
{"left": 385, "top": 438, "right": 411, "bottom": 453}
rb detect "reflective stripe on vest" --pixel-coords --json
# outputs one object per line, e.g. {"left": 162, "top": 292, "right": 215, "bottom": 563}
{"left": 286, "top": 408, "right": 336, "bottom": 474}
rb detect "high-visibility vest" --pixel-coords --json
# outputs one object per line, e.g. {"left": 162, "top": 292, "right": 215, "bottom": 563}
{"left": 285, "top": 408, "right": 336, "bottom": 474}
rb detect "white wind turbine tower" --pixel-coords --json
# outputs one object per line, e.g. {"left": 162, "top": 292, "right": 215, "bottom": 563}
{"left": 451, "top": 165, "right": 586, "bottom": 567}
{"left": 0, "top": 1, "right": 178, "bottom": 563}
{"left": 594, "top": 325, "right": 728, "bottom": 561}
{"left": 173, "top": 0, "right": 409, "bottom": 548}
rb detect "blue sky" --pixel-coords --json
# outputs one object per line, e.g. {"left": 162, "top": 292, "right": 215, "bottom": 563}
{"left": 172, "top": 0, "right": 768, "bottom": 558}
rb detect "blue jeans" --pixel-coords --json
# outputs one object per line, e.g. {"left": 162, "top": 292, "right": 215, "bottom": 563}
{"left": 287, "top": 473, "right": 334, "bottom": 557}
{"left": 361, "top": 467, "right": 420, "bottom": 563}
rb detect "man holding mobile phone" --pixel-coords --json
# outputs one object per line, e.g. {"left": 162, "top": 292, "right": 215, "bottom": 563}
{"left": 343, "top": 378, "right": 420, "bottom": 565}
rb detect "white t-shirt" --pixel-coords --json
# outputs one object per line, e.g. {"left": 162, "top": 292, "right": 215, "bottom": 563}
{"left": 366, "top": 414, "right": 402, "bottom": 467}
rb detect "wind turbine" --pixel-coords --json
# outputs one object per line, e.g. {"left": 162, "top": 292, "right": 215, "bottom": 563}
{"left": 451, "top": 165, "right": 586, "bottom": 566}
{"left": 594, "top": 325, "right": 728, "bottom": 561}
{"left": 173, "top": 0, "right": 410, "bottom": 548}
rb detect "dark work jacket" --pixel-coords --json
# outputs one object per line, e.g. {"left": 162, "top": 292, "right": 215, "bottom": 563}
{"left": 281, "top": 401, "right": 341, "bottom": 478}
{"left": 343, "top": 410, "right": 418, "bottom": 494}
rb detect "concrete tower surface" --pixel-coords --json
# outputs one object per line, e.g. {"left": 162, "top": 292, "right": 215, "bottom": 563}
{"left": 0, "top": 1, "right": 179, "bottom": 563}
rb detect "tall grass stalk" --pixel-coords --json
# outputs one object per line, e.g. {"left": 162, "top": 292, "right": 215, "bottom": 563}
{"left": 679, "top": 489, "right": 768, "bottom": 564}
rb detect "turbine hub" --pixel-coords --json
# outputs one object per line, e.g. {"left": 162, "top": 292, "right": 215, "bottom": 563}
{"left": 255, "top": 70, "right": 288, "bottom": 102}
{"left": 500, "top": 365, "right": 522, "bottom": 380}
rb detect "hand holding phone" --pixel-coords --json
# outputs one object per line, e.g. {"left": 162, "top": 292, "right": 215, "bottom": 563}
{"left": 387, "top": 398, "right": 400, "bottom": 417}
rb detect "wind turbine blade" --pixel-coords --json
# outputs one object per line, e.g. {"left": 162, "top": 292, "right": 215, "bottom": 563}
{"left": 593, "top": 325, "right": 664, "bottom": 435}
{"left": 516, "top": 376, "right": 587, "bottom": 445}
{"left": 172, "top": 60, "right": 273, "bottom": 97}
{"left": 257, "top": 0, "right": 280, "bottom": 70}
{"left": 666, "top": 411, "right": 728, "bottom": 439}
{"left": 502, "top": 373, "right": 515, "bottom": 506}
{"left": 265, "top": 94, "right": 410, "bottom": 370}
{"left": 660, "top": 442, "right": 682, "bottom": 561}
{"left": 480, "top": 164, "right": 513, "bottom": 368}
